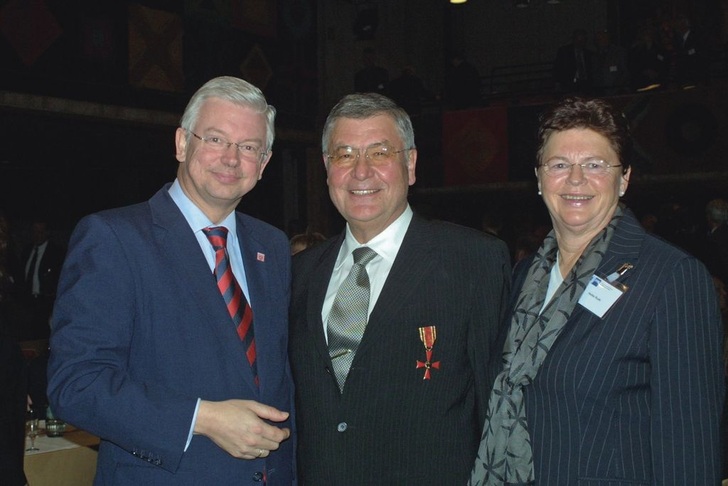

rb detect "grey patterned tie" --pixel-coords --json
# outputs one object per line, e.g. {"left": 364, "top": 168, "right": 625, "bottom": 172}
{"left": 327, "top": 246, "right": 378, "bottom": 392}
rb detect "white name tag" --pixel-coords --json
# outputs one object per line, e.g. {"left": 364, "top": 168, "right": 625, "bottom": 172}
{"left": 578, "top": 274, "right": 625, "bottom": 318}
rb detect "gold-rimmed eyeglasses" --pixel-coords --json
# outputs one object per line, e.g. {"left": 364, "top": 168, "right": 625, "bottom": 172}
{"left": 540, "top": 158, "right": 622, "bottom": 177}
{"left": 326, "top": 143, "right": 413, "bottom": 168}
{"left": 187, "top": 130, "right": 268, "bottom": 161}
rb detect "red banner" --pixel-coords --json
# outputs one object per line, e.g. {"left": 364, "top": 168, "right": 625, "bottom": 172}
{"left": 442, "top": 106, "right": 509, "bottom": 186}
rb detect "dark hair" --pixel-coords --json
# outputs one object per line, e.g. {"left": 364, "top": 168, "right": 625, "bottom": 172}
{"left": 535, "top": 96, "right": 632, "bottom": 173}
{"left": 290, "top": 232, "right": 326, "bottom": 254}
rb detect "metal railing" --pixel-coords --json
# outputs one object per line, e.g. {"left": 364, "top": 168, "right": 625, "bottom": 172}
{"left": 481, "top": 61, "right": 555, "bottom": 101}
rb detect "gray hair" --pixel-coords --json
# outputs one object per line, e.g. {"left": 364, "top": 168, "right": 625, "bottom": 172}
{"left": 321, "top": 93, "right": 415, "bottom": 154}
{"left": 180, "top": 76, "right": 276, "bottom": 152}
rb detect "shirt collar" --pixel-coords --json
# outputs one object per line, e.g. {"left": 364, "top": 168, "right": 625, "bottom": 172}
{"left": 340, "top": 205, "right": 413, "bottom": 264}
{"left": 168, "top": 179, "right": 237, "bottom": 234}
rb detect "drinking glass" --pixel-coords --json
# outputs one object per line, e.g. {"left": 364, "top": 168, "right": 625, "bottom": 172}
{"left": 26, "top": 418, "right": 40, "bottom": 451}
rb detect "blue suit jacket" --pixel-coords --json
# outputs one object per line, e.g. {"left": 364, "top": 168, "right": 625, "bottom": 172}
{"left": 48, "top": 185, "right": 296, "bottom": 485}
{"left": 508, "top": 208, "right": 725, "bottom": 485}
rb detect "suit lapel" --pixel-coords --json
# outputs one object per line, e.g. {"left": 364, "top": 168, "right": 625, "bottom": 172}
{"left": 567, "top": 208, "right": 646, "bottom": 323}
{"left": 235, "top": 216, "right": 271, "bottom": 395}
{"left": 305, "top": 218, "right": 437, "bottom": 372}
{"left": 149, "top": 188, "right": 254, "bottom": 389}
{"left": 306, "top": 235, "right": 345, "bottom": 372}
{"left": 356, "top": 217, "right": 437, "bottom": 359}
{"left": 594, "top": 209, "right": 644, "bottom": 284}
{"left": 236, "top": 217, "right": 265, "bottom": 315}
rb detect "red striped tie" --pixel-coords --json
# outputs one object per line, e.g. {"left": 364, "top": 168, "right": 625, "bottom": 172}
{"left": 203, "top": 227, "right": 258, "bottom": 386}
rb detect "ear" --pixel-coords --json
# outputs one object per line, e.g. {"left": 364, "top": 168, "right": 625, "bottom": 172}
{"left": 175, "top": 128, "right": 187, "bottom": 163}
{"left": 256, "top": 152, "right": 273, "bottom": 181}
{"left": 619, "top": 166, "right": 631, "bottom": 196}
{"left": 407, "top": 148, "right": 417, "bottom": 186}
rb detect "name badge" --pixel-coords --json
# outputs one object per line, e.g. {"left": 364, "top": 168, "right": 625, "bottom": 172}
{"left": 578, "top": 263, "right": 633, "bottom": 318}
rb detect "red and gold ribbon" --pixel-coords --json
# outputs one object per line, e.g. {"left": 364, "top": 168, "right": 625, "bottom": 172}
{"left": 416, "top": 326, "right": 440, "bottom": 380}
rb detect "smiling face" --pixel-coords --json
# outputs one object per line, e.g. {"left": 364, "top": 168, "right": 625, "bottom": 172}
{"left": 536, "top": 128, "right": 630, "bottom": 242}
{"left": 324, "top": 114, "right": 416, "bottom": 243}
{"left": 175, "top": 97, "right": 271, "bottom": 223}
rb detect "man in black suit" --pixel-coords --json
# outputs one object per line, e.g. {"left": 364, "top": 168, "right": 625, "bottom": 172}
{"left": 554, "top": 28, "right": 594, "bottom": 94}
{"left": 19, "top": 217, "right": 65, "bottom": 341}
{"left": 354, "top": 47, "right": 389, "bottom": 94}
{"left": 289, "top": 93, "right": 511, "bottom": 484}
{"left": 673, "top": 14, "right": 708, "bottom": 88}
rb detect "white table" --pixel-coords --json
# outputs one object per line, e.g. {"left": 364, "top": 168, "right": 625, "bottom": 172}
{"left": 24, "top": 424, "right": 99, "bottom": 486}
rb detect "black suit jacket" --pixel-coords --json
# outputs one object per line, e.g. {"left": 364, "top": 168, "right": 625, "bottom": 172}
{"left": 675, "top": 29, "right": 708, "bottom": 85}
{"left": 289, "top": 214, "right": 511, "bottom": 485}
{"left": 15, "top": 240, "right": 65, "bottom": 339}
{"left": 554, "top": 43, "right": 594, "bottom": 93}
{"left": 21, "top": 240, "right": 65, "bottom": 298}
{"left": 507, "top": 209, "right": 725, "bottom": 484}
{"left": 706, "top": 223, "right": 728, "bottom": 283}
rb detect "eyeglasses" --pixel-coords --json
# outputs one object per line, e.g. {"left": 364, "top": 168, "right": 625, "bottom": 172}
{"left": 540, "top": 158, "right": 622, "bottom": 177}
{"left": 326, "top": 144, "right": 413, "bottom": 168}
{"left": 187, "top": 130, "right": 268, "bottom": 161}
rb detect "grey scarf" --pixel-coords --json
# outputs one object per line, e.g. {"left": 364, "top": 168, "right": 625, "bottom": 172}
{"left": 469, "top": 205, "right": 623, "bottom": 485}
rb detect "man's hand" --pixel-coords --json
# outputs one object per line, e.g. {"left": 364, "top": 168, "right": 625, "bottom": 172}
{"left": 194, "top": 400, "right": 291, "bottom": 460}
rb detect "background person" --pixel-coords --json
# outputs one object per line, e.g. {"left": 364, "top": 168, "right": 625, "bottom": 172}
{"left": 289, "top": 92, "right": 511, "bottom": 484}
{"left": 673, "top": 14, "right": 709, "bottom": 88}
{"left": 443, "top": 52, "right": 482, "bottom": 110}
{"left": 470, "top": 96, "right": 724, "bottom": 485}
{"left": 591, "top": 29, "right": 630, "bottom": 95}
{"left": 354, "top": 47, "right": 389, "bottom": 95}
{"left": 47, "top": 76, "right": 296, "bottom": 485}
{"left": 703, "top": 198, "right": 728, "bottom": 284}
{"left": 553, "top": 29, "right": 594, "bottom": 94}
{"left": 386, "top": 65, "right": 434, "bottom": 116}
{"left": 17, "top": 215, "right": 65, "bottom": 341}
{"left": 289, "top": 231, "right": 326, "bottom": 255}
{"left": 0, "top": 209, "right": 20, "bottom": 338}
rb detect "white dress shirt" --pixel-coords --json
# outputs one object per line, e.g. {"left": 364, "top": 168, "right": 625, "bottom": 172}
{"left": 168, "top": 179, "right": 251, "bottom": 300}
{"left": 25, "top": 240, "right": 48, "bottom": 295}
{"left": 321, "top": 205, "right": 413, "bottom": 340}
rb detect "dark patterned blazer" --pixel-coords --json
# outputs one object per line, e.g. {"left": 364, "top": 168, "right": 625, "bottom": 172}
{"left": 48, "top": 185, "right": 296, "bottom": 485}
{"left": 508, "top": 208, "right": 725, "bottom": 485}
{"left": 289, "top": 214, "right": 511, "bottom": 485}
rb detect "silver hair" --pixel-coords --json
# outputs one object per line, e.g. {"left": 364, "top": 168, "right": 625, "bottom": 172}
{"left": 179, "top": 76, "right": 276, "bottom": 152}
{"left": 321, "top": 93, "right": 415, "bottom": 155}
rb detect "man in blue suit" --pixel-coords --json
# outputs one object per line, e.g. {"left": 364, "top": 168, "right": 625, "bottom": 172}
{"left": 48, "top": 76, "right": 296, "bottom": 485}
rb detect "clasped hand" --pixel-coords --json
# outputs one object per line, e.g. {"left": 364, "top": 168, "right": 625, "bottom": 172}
{"left": 195, "top": 399, "right": 291, "bottom": 460}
